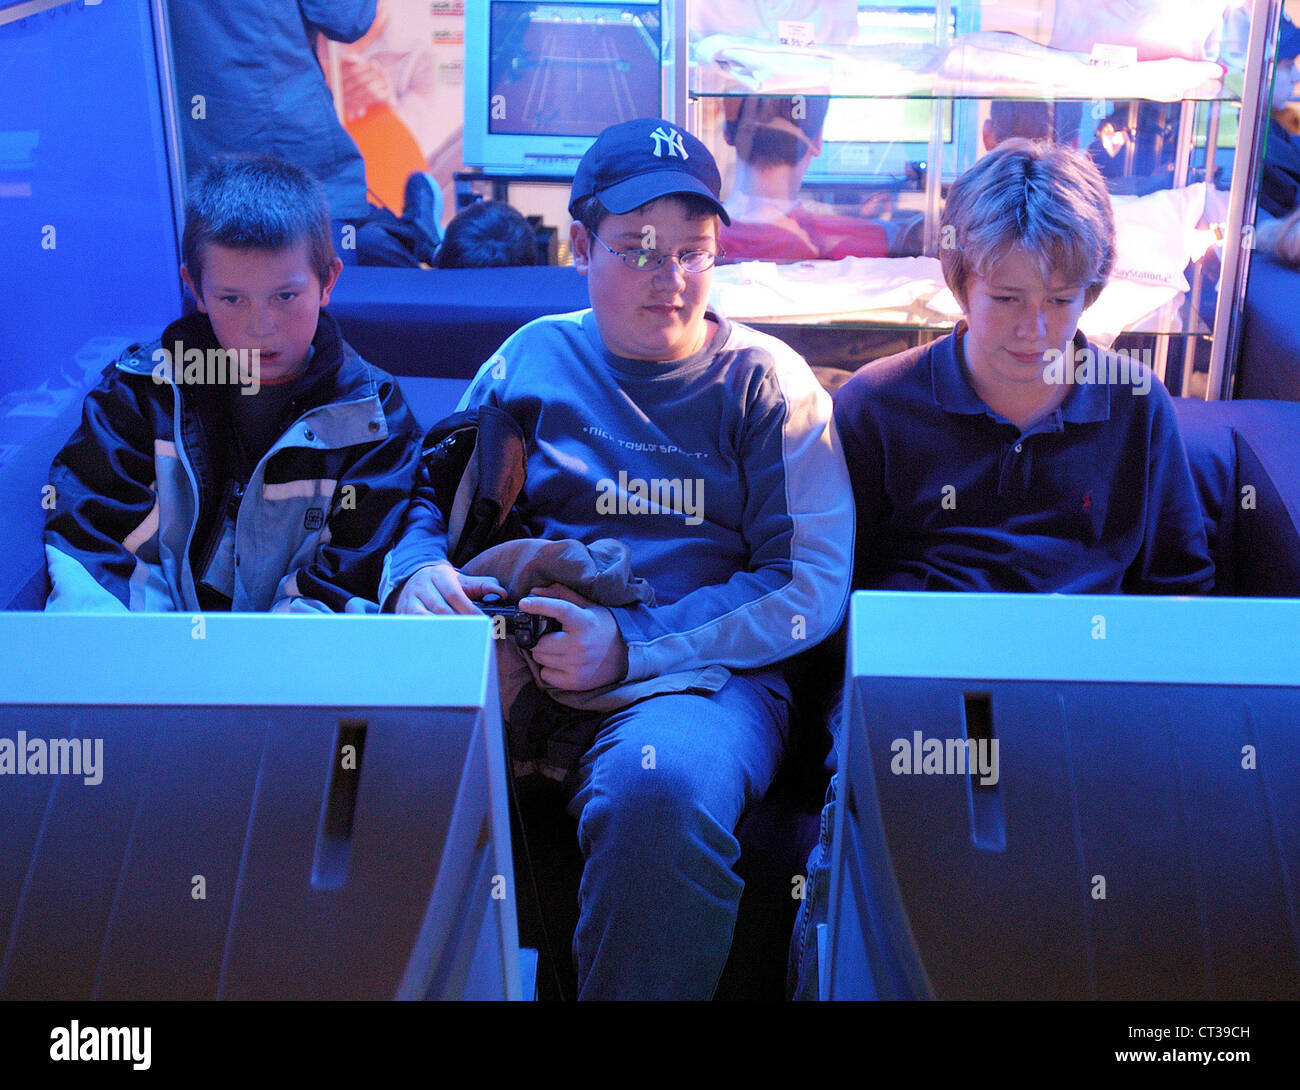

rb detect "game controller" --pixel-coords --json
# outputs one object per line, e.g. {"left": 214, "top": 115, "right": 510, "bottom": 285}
{"left": 479, "top": 604, "right": 562, "bottom": 649}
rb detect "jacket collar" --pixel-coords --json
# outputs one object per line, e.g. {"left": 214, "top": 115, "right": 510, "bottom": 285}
{"left": 116, "top": 309, "right": 387, "bottom": 442}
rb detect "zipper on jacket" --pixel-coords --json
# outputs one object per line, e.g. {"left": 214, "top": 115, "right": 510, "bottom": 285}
{"left": 167, "top": 369, "right": 204, "bottom": 611}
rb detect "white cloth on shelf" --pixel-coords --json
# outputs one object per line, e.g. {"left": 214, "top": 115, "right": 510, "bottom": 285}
{"left": 694, "top": 31, "right": 1224, "bottom": 101}
{"left": 938, "top": 32, "right": 1225, "bottom": 102}
{"left": 710, "top": 256, "right": 949, "bottom": 323}
{"left": 1110, "top": 183, "right": 1208, "bottom": 293}
{"left": 711, "top": 186, "right": 1214, "bottom": 344}
{"left": 1079, "top": 183, "right": 1211, "bottom": 345}
{"left": 694, "top": 34, "right": 939, "bottom": 95}
{"left": 1080, "top": 284, "right": 1186, "bottom": 347}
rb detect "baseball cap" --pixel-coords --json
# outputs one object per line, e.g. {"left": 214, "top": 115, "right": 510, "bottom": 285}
{"left": 569, "top": 118, "right": 730, "bottom": 225}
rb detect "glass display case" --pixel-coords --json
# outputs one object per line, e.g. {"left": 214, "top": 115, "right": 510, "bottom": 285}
{"left": 670, "top": 0, "right": 1285, "bottom": 399}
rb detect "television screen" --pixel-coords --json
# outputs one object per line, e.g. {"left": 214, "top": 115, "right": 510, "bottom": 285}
{"left": 488, "top": 1, "right": 661, "bottom": 138}
{"left": 464, "top": 0, "right": 662, "bottom": 175}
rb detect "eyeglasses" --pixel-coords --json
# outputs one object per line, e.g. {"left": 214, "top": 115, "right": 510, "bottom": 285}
{"left": 588, "top": 231, "right": 722, "bottom": 274}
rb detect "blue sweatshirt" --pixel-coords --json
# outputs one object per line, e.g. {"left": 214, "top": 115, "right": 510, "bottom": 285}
{"left": 383, "top": 309, "right": 854, "bottom": 684}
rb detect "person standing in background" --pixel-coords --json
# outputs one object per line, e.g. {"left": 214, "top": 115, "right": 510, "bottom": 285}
{"left": 169, "top": 1, "right": 440, "bottom": 267}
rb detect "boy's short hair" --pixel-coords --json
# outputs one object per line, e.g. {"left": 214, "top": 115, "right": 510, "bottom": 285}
{"left": 570, "top": 191, "right": 723, "bottom": 239}
{"left": 436, "top": 199, "right": 539, "bottom": 268}
{"left": 182, "top": 155, "right": 336, "bottom": 297}
{"left": 940, "top": 139, "right": 1115, "bottom": 308}
{"left": 723, "top": 95, "right": 831, "bottom": 168}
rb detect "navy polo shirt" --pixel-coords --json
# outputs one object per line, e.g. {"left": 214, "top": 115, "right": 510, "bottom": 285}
{"left": 832, "top": 324, "right": 1214, "bottom": 595}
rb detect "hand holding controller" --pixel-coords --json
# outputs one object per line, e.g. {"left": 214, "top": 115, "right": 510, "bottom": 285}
{"left": 519, "top": 584, "right": 628, "bottom": 692}
{"left": 479, "top": 603, "right": 562, "bottom": 649}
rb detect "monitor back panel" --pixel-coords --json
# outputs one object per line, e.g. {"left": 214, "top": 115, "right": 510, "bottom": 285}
{"left": 0, "top": 614, "right": 517, "bottom": 1001}
{"left": 829, "top": 592, "right": 1300, "bottom": 1001}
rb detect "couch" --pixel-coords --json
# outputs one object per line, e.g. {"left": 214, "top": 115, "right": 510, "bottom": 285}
{"left": 4, "top": 317, "right": 1300, "bottom": 1000}
{"left": 1238, "top": 250, "right": 1300, "bottom": 402}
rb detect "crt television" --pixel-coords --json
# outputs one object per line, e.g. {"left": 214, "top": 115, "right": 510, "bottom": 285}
{"left": 827, "top": 591, "right": 1300, "bottom": 1001}
{"left": 463, "top": 0, "right": 664, "bottom": 177}
{"left": 0, "top": 614, "right": 521, "bottom": 1001}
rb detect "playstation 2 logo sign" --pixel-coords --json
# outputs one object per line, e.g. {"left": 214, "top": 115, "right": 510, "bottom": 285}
{"left": 650, "top": 125, "right": 689, "bottom": 159}
{"left": 304, "top": 507, "right": 325, "bottom": 531}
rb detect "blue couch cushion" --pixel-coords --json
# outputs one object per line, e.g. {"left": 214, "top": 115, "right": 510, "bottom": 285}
{"left": 1223, "top": 401, "right": 1300, "bottom": 596}
{"left": 1239, "top": 252, "right": 1300, "bottom": 402}
{"left": 1171, "top": 397, "right": 1300, "bottom": 596}
{"left": 1171, "top": 398, "right": 1239, "bottom": 595}
{"left": 327, "top": 266, "right": 590, "bottom": 381}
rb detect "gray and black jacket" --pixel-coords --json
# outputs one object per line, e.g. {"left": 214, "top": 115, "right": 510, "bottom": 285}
{"left": 44, "top": 310, "right": 422, "bottom": 613}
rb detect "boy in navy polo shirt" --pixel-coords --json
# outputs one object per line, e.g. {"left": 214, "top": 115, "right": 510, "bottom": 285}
{"left": 384, "top": 118, "right": 853, "bottom": 999}
{"left": 837, "top": 139, "right": 1212, "bottom": 595}
{"left": 790, "top": 139, "right": 1213, "bottom": 998}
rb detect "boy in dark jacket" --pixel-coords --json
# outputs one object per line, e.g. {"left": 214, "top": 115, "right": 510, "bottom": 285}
{"left": 44, "top": 155, "right": 422, "bottom": 612}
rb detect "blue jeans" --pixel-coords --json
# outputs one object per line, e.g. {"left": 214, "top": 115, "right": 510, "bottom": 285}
{"left": 788, "top": 772, "right": 837, "bottom": 1001}
{"left": 563, "top": 671, "right": 790, "bottom": 1000}
{"left": 788, "top": 694, "right": 844, "bottom": 1001}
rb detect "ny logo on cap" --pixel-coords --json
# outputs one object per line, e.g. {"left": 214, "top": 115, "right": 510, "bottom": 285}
{"left": 650, "top": 125, "right": 689, "bottom": 160}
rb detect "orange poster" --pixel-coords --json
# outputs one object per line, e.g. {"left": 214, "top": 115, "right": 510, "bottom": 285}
{"left": 321, "top": 0, "right": 465, "bottom": 224}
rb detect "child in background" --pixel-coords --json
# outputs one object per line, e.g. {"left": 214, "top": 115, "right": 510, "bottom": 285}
{"left": 435, "top": 199, "right": 540, "bottom": 268}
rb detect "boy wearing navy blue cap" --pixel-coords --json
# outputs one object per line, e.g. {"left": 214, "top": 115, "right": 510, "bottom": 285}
{"left": 383, "top": 118, "right": 854, "bottom": 999}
